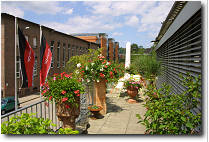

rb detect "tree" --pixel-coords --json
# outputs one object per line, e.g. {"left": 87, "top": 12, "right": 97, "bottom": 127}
{"left": 131, "top": 43, "right": 138, "bottom": 54}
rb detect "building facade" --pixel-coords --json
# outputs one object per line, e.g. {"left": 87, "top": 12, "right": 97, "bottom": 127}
{"left": 155, "top": 1, "right": 201, "bottom": 95}
{"left": 71, "top": 33, "right": 108, "bottom": 59}
{"left": 1, "top": 13, "right": 99, "bottom": 98}
{"left": 72, "top": 33, "right": 119, "bottom": 62}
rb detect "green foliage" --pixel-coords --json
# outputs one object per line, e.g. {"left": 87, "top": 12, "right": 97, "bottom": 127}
{"left": 65, "top": 49, "right": 101, "bottom": 79}
{"left": 136, "top": 74, "right": 201, "bottom": 134}
{"left": 56, "top": 128, "right": 79, "bottom": 134}
{"left": 1, "top": 113, "right": 79, "bottom": 134}
{"left": 41, "top": 72, "right": 85, "bottom": 107}
{"left": 130, "top": 54, "right": 161, "bottom": 79}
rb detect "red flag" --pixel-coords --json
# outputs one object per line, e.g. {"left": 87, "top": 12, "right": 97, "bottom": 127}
{"left": 40, "top": 34, "right": 52, "bottom": 86}
{"left": 18, "top": 27, "right": 35, "bottom": 88}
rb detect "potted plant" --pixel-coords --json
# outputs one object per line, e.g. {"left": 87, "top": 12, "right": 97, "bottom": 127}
{"left": 88, "top": 105, "right": 103, "bottom": 119}
{"left": 41, "top": 72, "right": 85, "bottom": 130}
{"left": 77, "top": 54, "right": 124, "bottom": 114}
{"left": 124, "top": 78, "right": 143, "bottom": 100}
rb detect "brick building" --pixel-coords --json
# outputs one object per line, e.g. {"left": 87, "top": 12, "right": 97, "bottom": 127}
{"left": 108, "top": 38, "right": 114, "bottom": 61}
{"left": 72, "top": 33, "right": 119, "bottom": 62}
{"left": 1, "top": 13, "right": 99, "bottom": 98}
{"left": 71, "top": 33, "right": 108, "bottom": 58}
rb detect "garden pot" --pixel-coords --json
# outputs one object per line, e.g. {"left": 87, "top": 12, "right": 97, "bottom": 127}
{"left": 56, "top": 99, "right": 80, "bottom": 130}
{"left": 88, "top": 106, "right": 103, "bottom": 119}
{"left": 94, "top": 79, "right": 107, "bottom": 115}
{"left": 127, "top": 86, "right": 138, "bottom": 99}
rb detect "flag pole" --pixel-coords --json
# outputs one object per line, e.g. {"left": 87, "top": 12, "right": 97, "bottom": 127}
{"left": 40, "top": 25, "right": 42, "bottom": 99}
{"left": 15, "top": 17, "right": 18, "bottom": 110}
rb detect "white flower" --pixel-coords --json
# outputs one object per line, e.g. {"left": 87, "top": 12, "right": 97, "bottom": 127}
{"left": 100, "top": 68, "right": 104, "bottom": 71}
{"left": 77, "top": 63, "right": 81, "bottom": 68}
{"left": 91, "top": 69, "right": 93, "bottom": 72}
{"left": 91, "top": 63, "right": 95, "bottom": 66}
{"left": 96, "top": 80, "right": 99, "bottom": 82}
{"left": 75, "top": 70, "right": 79, "bottom": 74}
{"left": 85, "top": 66, "right": 88, "bottom": 70}
{"left": 106, "top": 62, "right": 110, "bottom": 65}
{"left": 87, "top": 79, "right": 90, "bottom": 82}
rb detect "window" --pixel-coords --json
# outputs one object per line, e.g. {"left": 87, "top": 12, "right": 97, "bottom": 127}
{"left": 16, "top": 56, "right": 20, "bottom": 78}
{"left": 50, "top": 41, "right": 54, "bottom": 68}
{"left": 57, "top": 42, "right": 60, "bottom": 68}
{"left": 33, "top": 57, "right": 37, "bottom": 76}
{"left": 72, "top": 45, "right": 74, "bottom": 56}
{"left": 63, "top": 43, "right": 66, "bottom": 67}
{"left": 33, "top": 37, "right": 37, "bottom": 48}
{"left": 68, "top": 44, "right": 71, "bottom": 61}
{"left": 25, "top": 35, "right": 29, "bottom": 41}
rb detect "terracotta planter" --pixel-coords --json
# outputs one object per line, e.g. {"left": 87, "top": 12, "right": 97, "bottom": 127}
{"left": 56, "top": 99, "right": 80, "bottom": 130}
{"left": 127, "top": 86, "right": 138, "bottom": 99}
{"left": 88, "top": 106, "right": 103, "bottom": 119}
{"left": 94, "top": 79, "right": 107, "bottom": 115}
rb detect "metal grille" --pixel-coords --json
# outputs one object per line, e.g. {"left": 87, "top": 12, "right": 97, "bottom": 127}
{"left": 156, "top": 9, "right": 201, "bottom": 95}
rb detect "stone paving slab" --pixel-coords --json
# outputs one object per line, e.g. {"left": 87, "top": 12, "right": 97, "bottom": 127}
{"left": 88, "top": 87, "right": 146, "bottom": 135}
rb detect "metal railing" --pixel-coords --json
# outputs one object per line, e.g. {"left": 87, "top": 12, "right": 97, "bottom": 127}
{"left": 1, "top": 83, "right": 95, "bottom": 132}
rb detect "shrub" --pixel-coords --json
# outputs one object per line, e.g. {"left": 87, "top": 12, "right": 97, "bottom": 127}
{"left": 1, "top": 113, "right": 79, "bottom": 134}
{"left": 136, "top": 74, "right": 201, "bottom": 134}
{"left": 130, "top": 55, "right": 161, "bottom": 79}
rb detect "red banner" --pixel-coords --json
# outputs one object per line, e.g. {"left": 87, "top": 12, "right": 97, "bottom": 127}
{"left": 40, "top": 34, "right": 52, "bottom": 86}
{"left": 18, "top": 27, "right": 35, "bottom": 88}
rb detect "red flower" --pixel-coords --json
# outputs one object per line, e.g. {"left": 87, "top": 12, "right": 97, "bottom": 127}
{"left": 62, "top": 97, "right": 68, "bottom": 102}
{"left": 104, "top": 65, "right": 107, "bottom": 68}
{"left": 82, "top": 71, "right": 84, "bottom": 73}
{"left": 110, "top": 71, "right": 113, "bottom": 75}
{"left": 49, "top": 96, "right": 53, "bottom": 101}
{"left": 102, "top": 61, "right": 106, "bottom": 64}
{"left": 99, "top": 73, "right": 105, "bottom": 78}
{"left": 64, "top": 74, "right": 71, "bottom": 78}
{"left": 65, "top": 104, "right": 70, "bottom": 109}
{"left": 77, "top": 94, "right": 80, "bottom": 97}
{"left": 74, "top": 90, "right": 80, "bottom": 94}
{"left": 61, "top": 90, "right": 66, "bottom": 95}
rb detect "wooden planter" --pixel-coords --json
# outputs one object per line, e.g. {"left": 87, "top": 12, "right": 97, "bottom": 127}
{"left": 56, "top": 99, "right": 80, "bottom": 130}
{"left": 127, "top": 86, "right": 138, "bottom": 99}
{"left": 94, "top": 79, "right": 107, "bottom": 115}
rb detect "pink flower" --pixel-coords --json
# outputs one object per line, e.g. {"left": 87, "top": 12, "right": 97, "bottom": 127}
{"left": 41, "top": 90, "right": 47, "bottom": 95}
{"left": 74, "top": 90, "right": 80, "bottom": 94}
{"left": 53, "top": 77, "right": 56, "bottom": 81}
{"left": 49, "top": 96, "right": 53, "bottom": 101}
{"left": 61, "top": 90, "right": 66, "bottom": 95}
{"left": 77, "top": 94, "right": 80, "bottom": 97}
{"left": 62, "top": 97, "right": 68, "bottom": 102}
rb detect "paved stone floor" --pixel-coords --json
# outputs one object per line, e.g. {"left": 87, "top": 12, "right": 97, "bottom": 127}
{"left": 88, "top": 87, "right": 147, "bottom": 135}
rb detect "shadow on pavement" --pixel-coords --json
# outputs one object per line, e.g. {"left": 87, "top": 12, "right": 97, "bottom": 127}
{"left": 106, "top": 97, "right": 123, "bottom": 113}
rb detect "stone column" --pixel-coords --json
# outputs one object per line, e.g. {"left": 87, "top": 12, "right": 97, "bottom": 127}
{"left": 125, "top": 42, "right": 131, "bottom": 69}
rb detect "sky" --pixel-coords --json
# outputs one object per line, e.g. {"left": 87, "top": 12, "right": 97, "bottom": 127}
{"left": 1, "top": 1, "right": 174, "bottom": 48}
